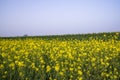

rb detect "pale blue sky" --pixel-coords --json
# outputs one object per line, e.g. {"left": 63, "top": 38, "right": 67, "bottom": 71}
{"left": 0, "top": 0, "right": 120, "bottom": 37}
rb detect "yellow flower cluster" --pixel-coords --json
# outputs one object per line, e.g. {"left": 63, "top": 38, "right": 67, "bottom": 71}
{"left": 0, "top": 32, "right": 120, "bottom": 80}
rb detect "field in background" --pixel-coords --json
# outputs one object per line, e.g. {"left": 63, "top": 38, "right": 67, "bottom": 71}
{"left": 0, "top": 32, "right": 120, "bottom": 80}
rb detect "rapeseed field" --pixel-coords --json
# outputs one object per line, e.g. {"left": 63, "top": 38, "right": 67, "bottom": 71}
{"left": 0, "top": 32, "right": 120, "bottom": 80}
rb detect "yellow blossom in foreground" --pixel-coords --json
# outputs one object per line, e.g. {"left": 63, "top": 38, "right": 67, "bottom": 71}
{"left": 55, "top": 64, "right": 60, "bottom": 72}
{"left": 46, "top": 65, "right": 51, "bottom": 72}
{"left": 78, "top": 70, "right": 83, "bottom": 75}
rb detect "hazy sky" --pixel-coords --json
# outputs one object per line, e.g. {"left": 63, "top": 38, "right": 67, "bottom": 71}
{"left": 0, "top": 0, "right": 120, "bottom": 37}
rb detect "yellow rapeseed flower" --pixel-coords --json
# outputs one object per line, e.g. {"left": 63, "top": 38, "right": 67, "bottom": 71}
{"left": 46, "top": 65, "right": 51, "bottom": 72}
{"left": 55, "top": 64, "right": 59, "bottom": 72}
{"left": 78, "top": 70, "right": 82, "bottom": 75}
{"left": 91, "top": 58, "right": 96, "bottom": 62}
